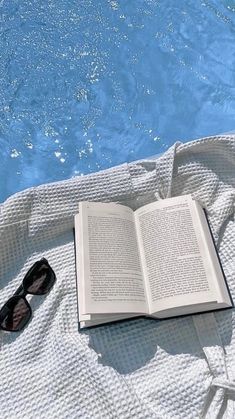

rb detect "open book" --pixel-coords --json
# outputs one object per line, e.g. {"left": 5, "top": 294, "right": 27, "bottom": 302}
{"left": 74, "top": 195, "right": 232, "bottom": 328}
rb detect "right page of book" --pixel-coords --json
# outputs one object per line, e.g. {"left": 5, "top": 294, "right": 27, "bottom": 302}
{"left": 135, "top": 195, "right": 230, "bottom": 315}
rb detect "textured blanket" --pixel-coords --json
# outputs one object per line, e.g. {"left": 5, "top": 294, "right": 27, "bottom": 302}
{"left": 0, "top": 136, "right": 235, "bottom": 419}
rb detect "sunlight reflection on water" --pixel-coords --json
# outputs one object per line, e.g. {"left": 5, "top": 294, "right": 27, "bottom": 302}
{"left": 1, "top": 0, "right": 235, "bottom": 201}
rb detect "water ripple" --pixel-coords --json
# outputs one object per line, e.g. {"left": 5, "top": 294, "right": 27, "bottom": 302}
{"left": 0, "top": 0, "right": 235, "bottom": 201}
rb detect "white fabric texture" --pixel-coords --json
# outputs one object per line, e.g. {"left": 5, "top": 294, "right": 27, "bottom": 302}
{"left": 0, "top": 135, "right": 235, "bottom": 419}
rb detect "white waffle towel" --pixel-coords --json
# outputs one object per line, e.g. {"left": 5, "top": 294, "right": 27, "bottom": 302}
{"left": 1, "top": 135, "right": 235, "bottom": 419}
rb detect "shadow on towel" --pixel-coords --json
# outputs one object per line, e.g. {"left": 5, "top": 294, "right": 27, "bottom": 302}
{"left": 82, "top": 311, "right": 233, "bottom": 375}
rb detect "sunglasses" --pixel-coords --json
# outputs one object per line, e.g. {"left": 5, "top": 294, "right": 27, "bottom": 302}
{"left": 0, "top": 258, "right": 56, "bottom": 332}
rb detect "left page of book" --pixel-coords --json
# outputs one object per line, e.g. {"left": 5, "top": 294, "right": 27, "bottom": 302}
{"left": 75, "top": 201, "right": 148, "bottom": 314}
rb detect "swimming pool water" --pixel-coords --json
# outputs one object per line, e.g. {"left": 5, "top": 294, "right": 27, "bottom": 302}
{"left": 1, "top": 0, "right": 235, "bottom": 202}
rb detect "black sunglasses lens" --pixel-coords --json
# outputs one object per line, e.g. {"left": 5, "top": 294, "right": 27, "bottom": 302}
{"left": 24, "top": 261, "right": 55, "bottom": 295}
{"left": 0, "top": 297, "right": 31, "bottom": 332}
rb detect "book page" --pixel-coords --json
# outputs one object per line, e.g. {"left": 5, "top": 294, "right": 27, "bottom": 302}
{"left": 135, "top": 195, "right": 217, "bottom": 314}
{"left": 78, "top": 202, "right": 147, "bottom": 314}
{"left": 193, "top": 201, "right": 232, "bottom": 306}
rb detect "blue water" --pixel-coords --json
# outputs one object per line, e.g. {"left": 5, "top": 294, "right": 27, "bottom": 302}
{"left": 1, "top": 1, "right": 235, "bottom": 202}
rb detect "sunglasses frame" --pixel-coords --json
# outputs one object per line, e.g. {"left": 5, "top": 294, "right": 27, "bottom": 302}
{"left": 0, "top": 258, "right": 56, "bottom": 332}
